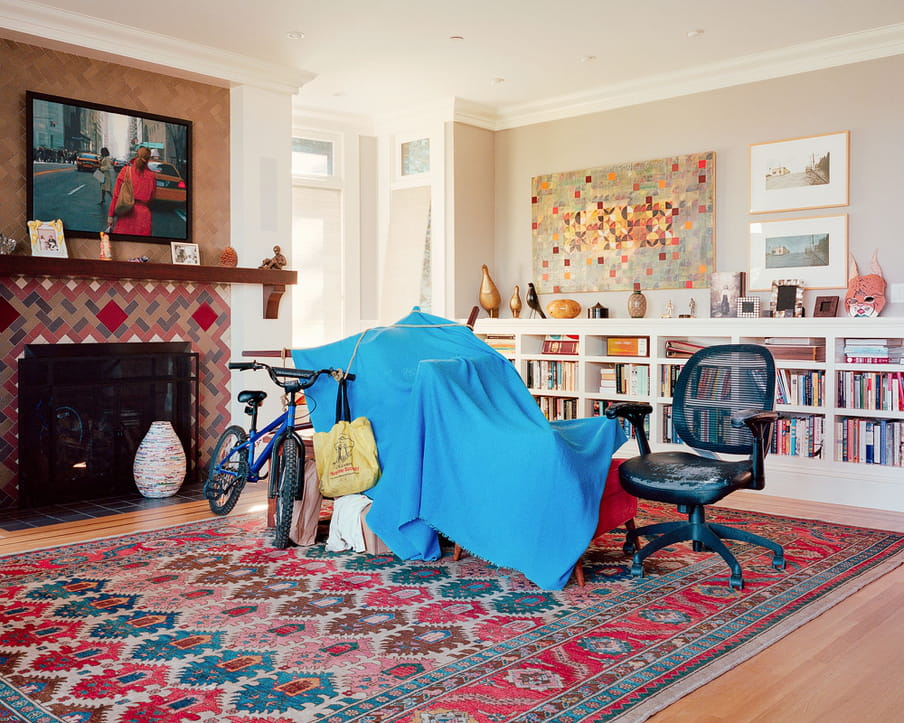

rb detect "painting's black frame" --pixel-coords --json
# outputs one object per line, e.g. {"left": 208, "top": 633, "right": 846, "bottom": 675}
{"left": 26, "top": 91, "right": 192, "bottom": 245}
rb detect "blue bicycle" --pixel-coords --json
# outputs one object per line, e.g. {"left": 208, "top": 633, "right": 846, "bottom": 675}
{"left": 203, "top": 361, "right": 348, "bottom": 548}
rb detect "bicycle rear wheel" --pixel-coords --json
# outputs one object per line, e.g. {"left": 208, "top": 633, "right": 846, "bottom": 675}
{"left": 204, "top": 425, "right": 249, "bottom": 515}
{"left": 272, "top": 434, "right": 301, "bottom": 549}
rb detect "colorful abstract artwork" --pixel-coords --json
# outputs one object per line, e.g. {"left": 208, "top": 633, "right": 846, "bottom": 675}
{"left": 531, "top": 152, "right": 715, "bottom": 292}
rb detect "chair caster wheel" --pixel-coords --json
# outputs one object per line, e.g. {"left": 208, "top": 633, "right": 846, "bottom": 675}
{"left": 773, "top": 555, "right": 786, "bottom": 570}
{"left": 630, "top": 562, "right": 645, "bottom": 578}
{"left": 729, "top": 574, "right": 744, "bottom": 590}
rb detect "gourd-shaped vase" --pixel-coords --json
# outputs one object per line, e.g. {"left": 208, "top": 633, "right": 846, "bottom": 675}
{"left": 510, "top": 285, "right": 523, "bottom": 318}
{"left": 133, "top": 421, "right": 186, "bottom": 498}
{"left": 479, "top": 264, "right": 501, "bottom": 318}
{"left": 627, "top": 284, "right": 647, "bottom": 319}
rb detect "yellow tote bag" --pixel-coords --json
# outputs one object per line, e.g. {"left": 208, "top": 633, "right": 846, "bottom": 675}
{"left": 313, "top": 376, "right": 381, "bottom": 497}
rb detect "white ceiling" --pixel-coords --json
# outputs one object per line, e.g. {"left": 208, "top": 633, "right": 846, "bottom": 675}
{"left": 4, "top": 0, "right": 904, "bottom": 127}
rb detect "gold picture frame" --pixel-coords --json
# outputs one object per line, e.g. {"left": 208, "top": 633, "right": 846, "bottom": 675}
{"left": 28, "top": 219, "right": 68, "bottom": 258}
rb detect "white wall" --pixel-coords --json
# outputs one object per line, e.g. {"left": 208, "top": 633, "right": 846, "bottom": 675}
{"left": 491, "top": 55, "right": 904, "bottom": 320}
{"left": 229, "top": 85, "right": 293, "bottom": 422}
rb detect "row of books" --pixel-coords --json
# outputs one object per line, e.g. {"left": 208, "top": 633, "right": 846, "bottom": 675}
{"left": 770, "top": 415, "right": 824, "bottom": 458}
{"left": 542, "top": 334, "right": 579, "bottom": 355}
{"left": 660, "top": 363, "right": 684, "bottom": 396}
{"left": 764, "top": 337, "right": 826, "bottom": 362}
{"left": 836, "top": 370, "right": 904, "bottom": 411}
{"left": 534, "top": 394, "right": 579, "bottom": 421}
{"left": 775, "top": 369, "right": 825, "bottom": 407}
{"left": 591, "top": 400, "right": 649, "bottom": 440}
{"left": 484, "top": 334, "right": 515, "bottom": 355}
{"left": 835, "top": 417, "right": 904, "bottom": 466}
{"left": 843, "top": 338, "right": 903, "bottom": 364}
{"left": 599, "top": 363, "right": 650, "bottom": 396}
{"left": 526, "top": 360, "right": 577, "bottom": 392}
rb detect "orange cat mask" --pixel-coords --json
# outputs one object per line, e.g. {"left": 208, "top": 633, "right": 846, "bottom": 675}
{"left": 845, "top": 251, "right": 886, "bottom": 318}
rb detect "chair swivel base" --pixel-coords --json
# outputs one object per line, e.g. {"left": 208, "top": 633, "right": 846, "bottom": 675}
{"left": 625, "top": 505, "right": 785, "bottom": 590}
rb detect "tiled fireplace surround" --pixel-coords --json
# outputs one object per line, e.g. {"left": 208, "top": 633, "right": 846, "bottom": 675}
{"left": 0, "top": 274, "right": 231, "bottom": 509}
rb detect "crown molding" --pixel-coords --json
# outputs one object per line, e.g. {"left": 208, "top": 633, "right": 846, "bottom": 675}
{"left": 492, "top": 22, "right": 904, "bottom": 130}
{"left": 0, "top": 0, "right": 313, "bottom": 94}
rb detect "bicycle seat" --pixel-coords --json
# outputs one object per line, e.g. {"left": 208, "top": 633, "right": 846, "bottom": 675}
{"left": 237, "top": 390, "right": 267, "bottom": 406}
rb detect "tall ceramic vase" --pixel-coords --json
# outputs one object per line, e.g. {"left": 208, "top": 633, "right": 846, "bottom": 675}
{"left": 133, "top": 421, "right": 186, "bottom": 498}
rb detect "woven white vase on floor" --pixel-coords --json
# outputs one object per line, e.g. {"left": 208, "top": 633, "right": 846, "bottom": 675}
{"left": 133, "top": 421, "right": 186, "bottom": 498}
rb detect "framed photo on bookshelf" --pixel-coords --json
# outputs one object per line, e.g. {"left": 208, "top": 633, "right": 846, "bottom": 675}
{"left": 710, "top": 271, "right": 745, "bottom": 318}
{"left": 813, "top": 295, "right": 839, "bottom": 317}
{"left": 748, "top": 215, "right": 848, "bottom": 291}
{"left": 736, "top": 296, "right": 760, "bottom": 318}
{"left": 770, "top": 279, "right": 804, "bottom": 318}
{"left": 749, "top": 131, "right": 849, "bottom": 214}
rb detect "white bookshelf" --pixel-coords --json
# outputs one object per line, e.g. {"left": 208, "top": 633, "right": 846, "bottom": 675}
{"left": 473, "top": 317, "right": 904, "bottom": 513}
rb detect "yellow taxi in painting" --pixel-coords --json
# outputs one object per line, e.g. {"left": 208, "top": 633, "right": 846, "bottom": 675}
{"left": 76, "top": 152, "right": 100, "bottom": 171}
{"left": 149, "top": 161, "right": 187, "bottom": 203}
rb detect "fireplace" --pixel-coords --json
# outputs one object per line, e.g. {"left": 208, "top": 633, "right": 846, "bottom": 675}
{"left": 17, "top": 342, "right": 199, "bottom": 508}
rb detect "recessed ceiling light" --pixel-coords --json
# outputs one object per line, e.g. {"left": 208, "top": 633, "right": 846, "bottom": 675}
{"left": 449, "top": 35, "right": 464, "bottom": 41}
{"left": 686, "top": 29, "right": 704, "bottom": 38}
{"left": 490, "top": 77, "right": 505, "bottom": 86}
{"left": 287, "top": 31, "right": 304, "bottom": 40}
{"left": 580, "top": 55, "right": 597, "bottom": 63}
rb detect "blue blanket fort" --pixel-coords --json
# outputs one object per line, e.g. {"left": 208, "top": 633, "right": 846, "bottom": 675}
{"left": 292, "top": 309, "right": 626, "bottom": 589}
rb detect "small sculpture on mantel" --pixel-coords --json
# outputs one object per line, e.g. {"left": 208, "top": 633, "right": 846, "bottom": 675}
{"left": 510, "top": 285, "right": 523, "bottom": 318}
{"left": 259, "top": 245, "right": 287, "bottom": 270}
{"left": 479, "top": 264, "right": 501, "bottom": 317}
{"left": 219, "top": 246, "right": 238, "bottom": 267}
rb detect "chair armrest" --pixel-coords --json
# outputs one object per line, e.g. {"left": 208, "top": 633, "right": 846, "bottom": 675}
{"left": 605, "top": 402, "right": 653, "bottom": 456}
{"left": 730, "top": 408, "right": 779, "bottom": 429}
{"left": 731, "top": 409, "right": 779, "bottom": 489}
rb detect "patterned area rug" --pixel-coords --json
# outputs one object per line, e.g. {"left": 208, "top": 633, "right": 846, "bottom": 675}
{"left": 1, "top": 502, "right": 902, "bottom": 722}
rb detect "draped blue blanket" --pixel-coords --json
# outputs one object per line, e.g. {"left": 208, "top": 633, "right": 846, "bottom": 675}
{"left": 292, "top": 310, "right": 626, "bottom": 589}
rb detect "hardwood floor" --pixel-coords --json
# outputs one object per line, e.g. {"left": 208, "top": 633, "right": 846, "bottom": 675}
{"left": 2, "top": 489, "right": 902, "bottom": 721}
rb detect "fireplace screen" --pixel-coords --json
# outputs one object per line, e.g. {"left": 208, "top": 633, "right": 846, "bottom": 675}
{"left": 18, "top": 342, "right": 198, "bottom": 508}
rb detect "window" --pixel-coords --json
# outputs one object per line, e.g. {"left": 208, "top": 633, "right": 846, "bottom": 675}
{"left": 401, "top": 138, "right": 430, "bottom": 176}
{"left": 292, "top": 137, "right": 333, "bottom": 177}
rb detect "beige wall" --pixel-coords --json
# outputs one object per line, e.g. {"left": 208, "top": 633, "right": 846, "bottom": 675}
{"left": 0, "top": 37, "right": 230, "bottom": 264}
{"left": 491, "top": 55, "right": 904, "bottom": 318}
{"left": 452, "top": 122, "right": 495, "bottom": 318}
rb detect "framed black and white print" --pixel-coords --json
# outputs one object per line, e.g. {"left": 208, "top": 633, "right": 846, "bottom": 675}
{"left": 737, "top": 297, "right": 760, "bottom": 318}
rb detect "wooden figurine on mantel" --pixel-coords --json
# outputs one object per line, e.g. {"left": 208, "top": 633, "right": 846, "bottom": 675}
{"left": 259, "top": 245, "right": 287, "bottom": 270}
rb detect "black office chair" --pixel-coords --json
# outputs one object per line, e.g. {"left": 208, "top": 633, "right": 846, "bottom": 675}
{"left": 605, "top": 344, "right": 785, "bottom": 589}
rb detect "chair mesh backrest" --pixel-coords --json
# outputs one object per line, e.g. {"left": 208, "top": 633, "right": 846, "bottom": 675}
{"left": 672, "top": 344, "right": 775, "bottom": 454}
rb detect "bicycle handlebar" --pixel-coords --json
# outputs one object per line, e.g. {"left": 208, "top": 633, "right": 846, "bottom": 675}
{"left": 228, "top": 360, "right": 354, "bottom": 389}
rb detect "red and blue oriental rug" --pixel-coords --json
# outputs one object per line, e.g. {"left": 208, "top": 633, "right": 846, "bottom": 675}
{"left": 1, "top": 502, "right": 902, "bottom": 722}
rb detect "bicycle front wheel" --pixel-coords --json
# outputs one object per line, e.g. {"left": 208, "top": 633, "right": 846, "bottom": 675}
{"left": 204, "top": 425, "right": 249, "bottom": 515}
{"left": 272, "top": 435, "right": 301, "bottom": 549}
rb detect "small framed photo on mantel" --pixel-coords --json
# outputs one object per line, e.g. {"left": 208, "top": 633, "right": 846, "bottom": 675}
{"left": 171, "top": 241, "right": 200, "bottom": 265}
{"left": 28, "top": 218, "right": 68, "bottom": 258}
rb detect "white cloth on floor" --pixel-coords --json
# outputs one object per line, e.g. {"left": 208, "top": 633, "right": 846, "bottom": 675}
{"left": 325, "top": 494, "right": 371, "bottom": 552}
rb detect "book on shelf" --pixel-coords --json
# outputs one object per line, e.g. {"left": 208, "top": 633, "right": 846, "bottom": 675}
{"left": 764, "top": 337, "right": 824, "bottom": 345}
{"left": 484, "top": 334, "right": 515, "bottom": 354}
{"left": 542, "top": 334, "right": 579, "bottom": 355}
{"left": 665, "top": 339, "right": 704, "bottom": 358}
{"left": 765, "top": 344, "right": 826, "bottom": 362}
{"left": 607, "top": 336, "right": 648, "bottom": 357}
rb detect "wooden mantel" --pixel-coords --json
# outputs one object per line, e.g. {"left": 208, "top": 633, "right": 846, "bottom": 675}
{"left": 0, "top": 256, "right": 297, "bottom": 319}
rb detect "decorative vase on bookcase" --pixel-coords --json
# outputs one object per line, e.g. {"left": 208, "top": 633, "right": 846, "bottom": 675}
{"left": 627, "top": 284, "right": 647, "bottom": 318}
{"left": 133, "top": 421, "right": 186, "bottom": 498}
